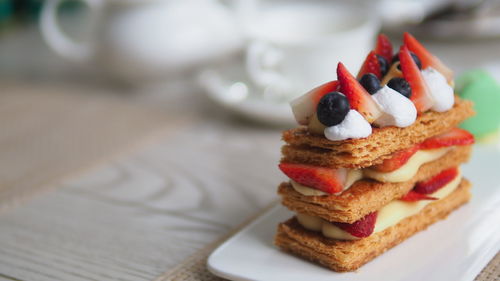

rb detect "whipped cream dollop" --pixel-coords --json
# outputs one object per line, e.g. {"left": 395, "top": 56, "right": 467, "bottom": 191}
{"left": 421, "top": 67, "right": 454, "bottom": 112}
{"left": 324, "top": 110, "right": 372, "bottom": 141}
{"left": 372, "top": 86, "right": 417, "bottom": 127}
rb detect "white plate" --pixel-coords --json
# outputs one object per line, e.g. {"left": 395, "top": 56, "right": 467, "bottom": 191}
{"left": 208, "top": 145, "right": 500, "bottom": 281}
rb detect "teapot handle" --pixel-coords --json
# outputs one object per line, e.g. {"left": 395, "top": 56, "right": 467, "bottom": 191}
{"left": 40, "top": 0, "right": 103, "bottom": 63}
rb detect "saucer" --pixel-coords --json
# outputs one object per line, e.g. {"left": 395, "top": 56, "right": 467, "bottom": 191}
{"left": 198, "top": 65, "right": 296, "bottom": 126}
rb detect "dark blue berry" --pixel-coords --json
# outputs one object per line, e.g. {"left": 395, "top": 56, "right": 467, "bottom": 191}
{"left": 387, "top": 77, "right": 412, "bottom": 98}
{"left": 316, "top": 92, "right": 350, "bottom": 126}
{"left": 359, "top": 73, "right": 381, "bottom": 95}
{"left": 377, "top": 55, "right": 389, "bottom": 76}
{"left": 393, "top": 51, "right": 422, "bottom": 70}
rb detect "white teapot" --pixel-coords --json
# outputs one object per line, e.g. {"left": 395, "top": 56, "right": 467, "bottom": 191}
{"left": 40, "top": 0, "right": 244, "bottom": 83}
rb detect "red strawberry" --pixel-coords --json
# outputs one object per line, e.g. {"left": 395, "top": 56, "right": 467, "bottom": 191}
{"left": 311, "top": 80, "right": 340, "bottom": 105}
{"left": 291, "top": 80, "right": 340, "bottom": 125}
{"left": 375, "top": 34, "right": 393, "bottom": 64}
{"left": 371, "top": 144, "right": 420, "bottom": 172}
{"left": 400, "top": 190, "right": 437, "bottom": 202}
{"left": 278, "top": 163, "right": 347, "bottom": 194}
{"left": 337, "top": 62, "right": 382, "bottom": 123}
{"left": 414, "top": 167, "right": 459, "bottom": 194}
{"left": 403, "top": 32, "right": 453, "bottom": 83}
{"left": 399, "top": 46, "right": 434, "bottom": 113}
{"left": 357, "top": 51, "right": 381, "bottom": 79}
{"left": 420, "top": 128, "right": 475, "bottom": 150}
{"left": 334, "top": 212, "right": 377, "bottom": 238}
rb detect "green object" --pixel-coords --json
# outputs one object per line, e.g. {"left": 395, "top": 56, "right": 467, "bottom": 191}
{"left": 0, "top": 0, "right": 12, "bottom": 24}
{"left": 457, "top": 70, "right": 500, "bottom": 138}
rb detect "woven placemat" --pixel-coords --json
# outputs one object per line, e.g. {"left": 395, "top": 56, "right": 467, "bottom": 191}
{"left": 158, "top": 205, "right": 500, "bottom": 281}
{"left": 0, "top": 81, "right": 171, "bottom": 211}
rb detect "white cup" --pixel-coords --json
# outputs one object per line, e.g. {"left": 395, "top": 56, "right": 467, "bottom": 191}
{"left": 39, "top": 0, "right": 243, "bottom": 83}
{"left": 243, "top": 0, "right": 380, "bottom": 99}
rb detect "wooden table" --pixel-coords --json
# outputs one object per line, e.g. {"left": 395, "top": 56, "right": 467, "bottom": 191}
{"left": 0, "top": 80, "right": 287, "bottom": 280}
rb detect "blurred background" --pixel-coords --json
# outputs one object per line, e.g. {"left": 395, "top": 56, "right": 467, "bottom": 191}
{"left": 2, "top": 1, "right": 500, "bottom": 279}
{"left": 2, "top": 0, "right": 500, "bottom": 126}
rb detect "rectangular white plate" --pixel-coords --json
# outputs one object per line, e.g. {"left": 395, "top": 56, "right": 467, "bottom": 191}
{"left": 208, "top": 145, "right": 500, "bottom": 281}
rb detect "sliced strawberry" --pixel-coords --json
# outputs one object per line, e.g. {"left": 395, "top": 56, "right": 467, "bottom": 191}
{"left": 278, "top": 163, "right": 347, "bottom": 194}
{"left": 403, "top": 32, "right": 453, "bottom": 82}
{"left": 414, "top": 167, "right": 459, "bottom": 194}
{"left": 374, "top": 34, "right": 393, "bottom": 64}
{"left": 334, "top": 212, "right": 377, "bottom": 238}
{"left": 290, "top": 80, "right": 339, "bottom": 125}
{"left": 371, "top": 144, "right": 420, "bottom": 172}
{"left": 357, "top": 51, "right": 381, "bottom": 79}
{"left": 420, "top": 128, "right": 475, "bottom": 150}
{"left": 400, "top": 190, "right": 437, "bottom": 202}
{"left": 311, "top": 80, "right": 340, "bottom": 105}
{"left": 400, "top": 46, "right": 434, "bottom": 113}
{"left": 337, "top": 62, "right": 382, "bottom": 123}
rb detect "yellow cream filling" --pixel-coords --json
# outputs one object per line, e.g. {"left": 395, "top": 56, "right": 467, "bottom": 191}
{"left": 290, "top": 169, "right": 363, "bottom": 196}
{"left": 291, "top": 147, "right": 451, "bottom": 196}
{"left": 297, "top": 169, "right": 462, "bottom": 240}
{"left": 364, "top": 147, "right": 450, "bottom": 183}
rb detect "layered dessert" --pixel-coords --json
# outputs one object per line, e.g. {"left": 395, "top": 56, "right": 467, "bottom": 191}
{"left": 274, "top": 33, "right": 475, "bottom": 271}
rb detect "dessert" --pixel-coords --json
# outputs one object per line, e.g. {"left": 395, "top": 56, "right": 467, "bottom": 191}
{"left": 274, "top": 33, "right": 476, "bottom": 272}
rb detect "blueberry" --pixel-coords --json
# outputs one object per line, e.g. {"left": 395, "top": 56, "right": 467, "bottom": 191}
{"left": 359, "top": 73, "right": 381, "bottom": 95}
{"left": 393, "top": 51, "right": 422, "bottom": 70}
{"left": 387, "top": 77, "right": 411, "bottom": 98}
{"left": 316, "top": 92, "right": 350, "bottom": 126}
{"left": 377, "top": 55, "right": 389, "bottom": 76}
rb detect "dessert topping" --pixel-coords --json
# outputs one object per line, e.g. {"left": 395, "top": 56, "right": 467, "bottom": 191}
{"left": 290, "top": 80, "right": 339, "bottom": 125}
{"left": 359, "top": 73, "right": 382, "bottom": 95}
{"left": 392, "top": 51, "right": 422, "bottom": 70}
{"left": 403, "top": 32, "right": 453, "bottom": 83}
{"left": 338, "top": 62, "right": 383, "bottom": 123}
{"left": 387, "top": 77, "right": 411, "bottom": 98}
{"left": 290, "top": 33, "right": 458, "bottom": 141}
{"left": 316, "top": 92, "right": 350, "bottom": 126}
{"left": 372, "top": 85, "right": 417, "bottom": 127}
{"left": 357, "top": 51, "right": 382, "bottom": 79}
{"left": 324, "top": 110, "right": 372, "bottom": 141}
{"left": 422, "top": 67, "right": 454, "bottom": 112}
{"left": 377, "top": 55, "right": 389, "bottom": 77}
{"left": 374, "top": 33, "right": 393, "bottom": 64}
{"left": 400, "top": 46, "right": 434, "bottom": 112}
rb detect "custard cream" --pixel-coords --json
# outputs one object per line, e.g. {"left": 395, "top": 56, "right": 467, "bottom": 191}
{"left": 297, "top": 169, "right": 462, "bottom": 240}
{"left": 290, "top": 169, "right": 363, "bottom": 196}
{"left": 291, "top": 147, "right": 451, "bottom": 196}
{"left": 363, "top": 147, "right": 451, "bottom": 182}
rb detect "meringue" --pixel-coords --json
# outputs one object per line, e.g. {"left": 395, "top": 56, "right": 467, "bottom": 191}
{"left": 372, "top": 86, "right": 417, "bottom": 127}
{"left": 324, "top": 110, "right": 372, "bottom": 141}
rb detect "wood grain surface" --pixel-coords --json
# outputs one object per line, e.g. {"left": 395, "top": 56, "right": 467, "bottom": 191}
{"left": 0, "top": 82, "right": 175, "bottom": 211}
{"left": 0, "top": 82, "right": 286, "bottom": 280}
